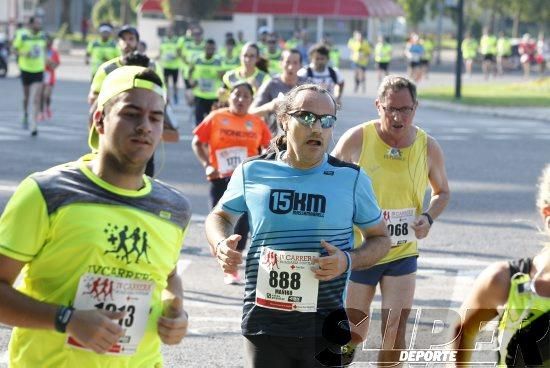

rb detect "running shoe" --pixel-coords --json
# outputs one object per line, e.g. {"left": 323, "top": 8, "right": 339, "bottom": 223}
{"left": 341, "top": 344, "right": 356, "bottom": 366}
{"left": 223, "top": 271, "right": 241, "bottom": 285}
{"left": 173, "top": 94, "right": 178, "bottom": 105}
{"left": 22, "top": 114, "right": 28, "bottom": 129}
{"left": 30, "top": 129, "right": 38, "bottom": 136}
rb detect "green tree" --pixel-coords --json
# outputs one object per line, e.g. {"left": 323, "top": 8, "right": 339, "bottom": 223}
{"left": 396, "top": 0, "right": 429, "bottom": 30}
{"left": 166, "top": 0, "right": 230, "bottom": 21}
{"left": 91, "top": 0, "right": 141, "bottom": 28}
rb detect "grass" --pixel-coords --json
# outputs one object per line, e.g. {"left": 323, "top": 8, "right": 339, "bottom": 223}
{"left": 418, "top": 77, "right": 550, "bottom": 107}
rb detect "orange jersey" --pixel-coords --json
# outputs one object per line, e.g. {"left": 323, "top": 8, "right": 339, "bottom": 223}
{"left": 193, "top": 108, "right": 272, "bottom": 177}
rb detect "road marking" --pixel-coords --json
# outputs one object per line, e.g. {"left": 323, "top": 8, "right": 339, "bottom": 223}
{"left": 185, "top": 299, "right": 241, "bottom": 311}
{"left": 419, "top": 256, "right": 491, "bottom": 268}
{"left": 435, "top": 135, "right": 468, "bottom": 141}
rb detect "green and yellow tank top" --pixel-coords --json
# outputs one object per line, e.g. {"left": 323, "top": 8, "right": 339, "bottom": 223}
{"left": 498, "top": 258, "right": 550, "bottom": 367}
{"left": 354, "top": 121, "right": 429, "bottom": 264}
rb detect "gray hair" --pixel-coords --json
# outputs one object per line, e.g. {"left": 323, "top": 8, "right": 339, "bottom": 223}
{"left": 377, "top": 75, "right": 417, "bottom": 103}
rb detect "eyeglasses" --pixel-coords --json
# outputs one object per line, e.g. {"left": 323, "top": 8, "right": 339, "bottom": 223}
{"left": 381, "top": 105, "right": 415, "bottom": 115}
{"left": 287, "top": 110, "right": 337, "bottom": 129}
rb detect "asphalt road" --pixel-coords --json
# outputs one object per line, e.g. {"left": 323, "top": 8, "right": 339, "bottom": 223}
{"left": 0, "top": 54, "right": 548, "bottom": 367}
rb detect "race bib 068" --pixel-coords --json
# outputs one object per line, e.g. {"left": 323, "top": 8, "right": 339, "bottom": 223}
{"left": 382, "top": 208, "right": 417, "bottom": 246}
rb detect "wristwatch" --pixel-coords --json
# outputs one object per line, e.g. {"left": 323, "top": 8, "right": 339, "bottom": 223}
{"left": 421, "top": 212, "right": 434, "bottom": 226}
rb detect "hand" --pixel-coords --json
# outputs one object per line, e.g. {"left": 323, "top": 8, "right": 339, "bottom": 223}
{"left": 215, "top": 234, "right": 243, "bottom": 273}
{"left": 205, "top": 165, "right": 220, "bottom": 181}
{"left": 312, "top": 240, "right": 348, "bottom": 281}
{"left": 411, "top": 215, "right": 431, "bottom": 239}
{"left": 158, "top": 296, "right": 188, "bottom": 345}
{"left": 66, "top": 309, "right": 125, "bottom": 354}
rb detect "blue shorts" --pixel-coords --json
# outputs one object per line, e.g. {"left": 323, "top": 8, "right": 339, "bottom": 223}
{"left": 349, "top": 256, "right": 417, "bottom": 286}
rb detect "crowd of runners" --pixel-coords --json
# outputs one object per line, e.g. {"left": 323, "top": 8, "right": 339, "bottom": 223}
{"left": 0, "top": 18, "right": 548, "bottom": 368}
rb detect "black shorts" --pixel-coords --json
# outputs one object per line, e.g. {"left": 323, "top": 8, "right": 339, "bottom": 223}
{"left": 163, "top": 68, "right": 179, "bottom": 85}
{"left": 409, "top": 61, "right": 421, "bottom": 68}
{"left": 244, "top": 335, "right": 346, "bottom": 368}
{"left": 420, "top": 59, "right": 430, "bottom": 66}
{"left": 377, "top": 62, "right": 389, "bottom": 71}
{"left": 20, "top": 71, "right": 43, "bottom": 86}
{"left": 483, "top": 54, "right": 495, "bottom": 62}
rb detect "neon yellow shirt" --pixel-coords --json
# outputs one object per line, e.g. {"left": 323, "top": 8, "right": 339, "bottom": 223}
{"left": 354, "top": 122, "right": 428, "bottom": 264}
{"left": 0, "top": 156, "right": 191, "bottom": 368}
{"left": 13, "top": 31, "right": 46, "bottom": 73}
{"left": 480, "top": 35, "right": 497, "bottom": 55}
{"left": 498, "top": 268, "right": 550, "bottom": 366}
{"left": 462, "top": 39, "right": 478, "bottom": 60}
{"left": 87, "top": 39, "right": 120, "bottom": 76}
{"left": 347, "top": 39, "right": 371, "bottom": 66}
{"left": 190, "top": 55, "right": 223, "bottom": 99}
{"left": 159, "top": 36, "right": 182, "bottom": 70}
{"left": 90, "top": 57, "right": 165, "bottom": 95}
{"left": 374, "top": 43, "right": 392, "bottom": 63}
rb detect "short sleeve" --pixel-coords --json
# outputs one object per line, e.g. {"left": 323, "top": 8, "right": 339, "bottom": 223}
{"left": 353, "top": 170, "right": 382, "bottom": 229}
{"left": 90, "top": 67, "right": 106, "bottom": 94}
{"left": 253, "top": 80, "right": 272, "bottom": 107}
{"left": 335, "top": 69, "right": 345, "bottom": 84}
{"left": 86, "top": 41, "right": 93, "bottom": 54}
{"left": 0, "top": 178, "right": 50, "bottom": 262}
{"left": 12, "top": 34, "right": 22, "bottom": 50}
{"left": 193, "top": 115, "right": 213, "bottom": 143}
{"left": 218, "top": 165, "right": 247, "bottom": 214}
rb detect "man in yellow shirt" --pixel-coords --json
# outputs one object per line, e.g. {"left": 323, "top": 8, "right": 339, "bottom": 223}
{"left": 347, "top": 30, "right": 371, "bottom": 93}
{"left": 0, "top": 66, "right": 190, "bottom": 368}
{"left": 12, "top": 16, "right": 46, "bottom": 135}
{"left": 332, "top": 75, "right": 450, "bottom": 365}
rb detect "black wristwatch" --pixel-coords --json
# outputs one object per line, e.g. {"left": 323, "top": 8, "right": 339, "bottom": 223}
{"left": 421, "top": 212, "right": 434, "bottom": 226}
{"left": 54, "top": 305, "right": 75, "bottom": 333}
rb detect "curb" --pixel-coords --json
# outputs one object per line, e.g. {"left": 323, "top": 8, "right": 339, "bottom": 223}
{"left": 421, "top": 100, "right": 550, "bottom": 123}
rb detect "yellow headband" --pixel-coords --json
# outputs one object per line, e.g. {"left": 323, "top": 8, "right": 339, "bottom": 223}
{"left": 89, "top": 65, "right": 166, "bottom": 151}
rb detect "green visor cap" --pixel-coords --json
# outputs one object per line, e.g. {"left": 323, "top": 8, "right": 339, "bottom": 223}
{"left": 89, "top": 65, "right": 166, "bottom": 151}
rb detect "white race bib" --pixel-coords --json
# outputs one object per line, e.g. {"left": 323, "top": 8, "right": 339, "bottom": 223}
{"left": 198, "top": 78, "right": 214, "bottom": 92}
{"left": 163, "top": 52, "right": 176, "bottom": 61}
{"left": 68, "top": 273, "right": 155, "bottom": 355}
{"left": 382, "top": 208, "right": 417, "bottom": 246}
{"left": 255, "top": 247, "right": 319, "bottom": 313}
{"left": 215, "top": 146, "right": 247, "bottom": 176}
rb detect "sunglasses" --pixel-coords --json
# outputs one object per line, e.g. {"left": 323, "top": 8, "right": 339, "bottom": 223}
{"left": 287, "top": 110, "right": 337, "bottom": 129}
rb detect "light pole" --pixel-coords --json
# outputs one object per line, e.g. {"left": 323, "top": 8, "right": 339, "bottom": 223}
{"left": 454, "top": 0, "right": 464, "bottom": 99}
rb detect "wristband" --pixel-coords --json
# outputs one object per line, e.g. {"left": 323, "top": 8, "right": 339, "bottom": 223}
{"left": 343, "top": 251, "right": 352, "bottom": 274}
{"left": 54, "top": 305, "right": 74, "bottom": 333}
{"left": 421, "top": 212, "right": 434, "bottom": 226}
{"left": 215, "top": 239, "right": 225, "bottom": 255}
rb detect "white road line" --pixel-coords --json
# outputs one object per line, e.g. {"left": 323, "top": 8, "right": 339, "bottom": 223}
{"left": 419, "top": 256, "right": 491, "bottom": 268}
{"left": 185, "top": 299, "right": 242, "bottom": 311}
{"left": 435, "top": 135, "right": 468, "bottom": 141}
{"left": 0, "top": 350, "right": 7, "bottom": 365}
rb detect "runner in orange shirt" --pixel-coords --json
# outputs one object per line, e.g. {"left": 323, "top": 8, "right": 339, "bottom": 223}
{"left": 192, "top": 82, "right": 271, "bottom": 284}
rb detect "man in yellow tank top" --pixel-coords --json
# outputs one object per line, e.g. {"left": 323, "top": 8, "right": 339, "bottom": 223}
{"left": 332, "top": 75, "right": 450, "bottom": 365}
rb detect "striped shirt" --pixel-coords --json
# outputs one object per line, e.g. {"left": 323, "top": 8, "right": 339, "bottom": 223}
{"left": 219, "top": 152, "right": 382, "bottom": 336}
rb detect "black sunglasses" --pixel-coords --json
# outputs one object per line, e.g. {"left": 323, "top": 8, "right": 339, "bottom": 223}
{"left": 287, "top": 110, "right": 337, "bottom": 129}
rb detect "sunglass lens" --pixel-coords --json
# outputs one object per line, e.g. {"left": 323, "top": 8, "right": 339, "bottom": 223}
{"left": 320, "top": 116, "right": 336, "bottom": 128}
